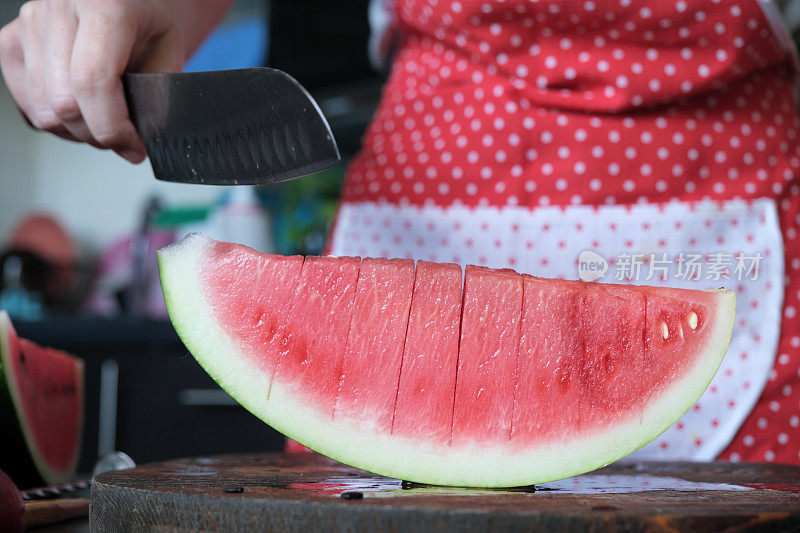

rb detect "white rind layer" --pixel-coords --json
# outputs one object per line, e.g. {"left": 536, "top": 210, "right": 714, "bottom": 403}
{"left": 158, "top": 233, "right": 736, "bottom": 487}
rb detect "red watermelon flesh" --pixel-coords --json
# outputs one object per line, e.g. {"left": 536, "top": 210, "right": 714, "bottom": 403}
{"left": 644, "top": 287, "right": 720, "bottom": 390}
{"left": 452, "top": 266, "right": 523, "bottom": 445}
{"left": 159, "top": 234, "right": 736, "bottom": 487}
{"left": 335, "top": 258, "right": 415, "bottom": 430}
{"left": 393, "top": 261, "right": 462, "bottom": 444}
{"left": 512, "top": 277, "right": 584, "bottom": 445}
{"left": 0, "top": 312, "right": 83, "bottom": 487}
{"left": 272, "top": 256, "right": 361, "bottom": 414}
{"left": 579, "top": 284, "right": 647, "bottom": 425}
{"left": 202, "top": 242, "right": 304, "bottom": 381}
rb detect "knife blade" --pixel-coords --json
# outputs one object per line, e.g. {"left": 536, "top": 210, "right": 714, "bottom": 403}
{"left": 122, "top": 68, "right": 340, "bottom": 185}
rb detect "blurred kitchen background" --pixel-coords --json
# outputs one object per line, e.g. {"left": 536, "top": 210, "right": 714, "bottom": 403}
{"left": 4, "top": 0, "right": 800, "bottom": 477}
{"left": 0, "top": 0, "right": 385, "bottom": 472}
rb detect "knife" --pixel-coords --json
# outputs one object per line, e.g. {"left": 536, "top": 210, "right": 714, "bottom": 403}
{"left": 122, "top": 68, "right": 340, "bottom": 185}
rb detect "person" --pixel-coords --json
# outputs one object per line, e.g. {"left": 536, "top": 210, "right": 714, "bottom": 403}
{"left": 1, "top": 0, "right": 798, "bottom": 464}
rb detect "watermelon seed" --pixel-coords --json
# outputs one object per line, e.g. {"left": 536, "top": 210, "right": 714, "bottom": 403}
{"left": 341, "top": 491, "right": 363, "bottom": 500}
{"left": 660, "top": 322, "right": 669, "bottom": 340}
{"left": 224, "top": 486, "right": 244, "bottom": 494}
{"left": 688, "top": 312, "right": 698, "bottom": 330}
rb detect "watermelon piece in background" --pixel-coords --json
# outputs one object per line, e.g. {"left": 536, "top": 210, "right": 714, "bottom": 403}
{"left": 0, "top": 312, "right": 83, "bottom": 488}
{"left": 393, "top": 261, "right": 462, "bottom": 444}
{"left": 335, "top": 258, "right": 415, "bottom": 431}
{"left": 159, "top": 234, "right": 736, "bottom": 487}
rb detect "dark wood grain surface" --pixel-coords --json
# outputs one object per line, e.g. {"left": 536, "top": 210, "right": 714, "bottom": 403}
{"left": 90, "top": 453, "right": 800, "bottom": 532}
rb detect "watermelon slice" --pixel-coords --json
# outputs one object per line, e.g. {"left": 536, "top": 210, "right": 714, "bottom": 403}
{"left": 0, "top": 312, "right": 83, "bottom": 488}
{"left": 159, "top": 234, "right": 735, "bottom": 487}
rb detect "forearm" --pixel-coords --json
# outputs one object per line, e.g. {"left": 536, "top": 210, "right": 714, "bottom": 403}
{"left": 168, "top": 0, "right": 237, "bottom": 59}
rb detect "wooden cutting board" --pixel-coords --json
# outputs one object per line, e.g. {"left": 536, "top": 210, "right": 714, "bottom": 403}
{"left": 91, "top": 452, "right": 800, "bottom": 531}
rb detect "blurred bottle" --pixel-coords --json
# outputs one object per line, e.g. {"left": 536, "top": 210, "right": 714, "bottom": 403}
{"left": 205, "top": 187, "right": 274, "bottom": 253}
{"left": 0, "top": 255, "right": 44, "bottom": 320}
{"left": 1, "top": 213, "right": 79, "bottom": 315}
{"left": 84, "top": 197, "right": 174, "bottom": 319}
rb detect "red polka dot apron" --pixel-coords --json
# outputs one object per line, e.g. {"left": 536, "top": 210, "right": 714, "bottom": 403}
{"left": 328, "top": 0, "right": 800, "bottom": 463}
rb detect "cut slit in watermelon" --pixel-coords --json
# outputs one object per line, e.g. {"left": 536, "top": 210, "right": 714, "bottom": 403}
{"left": 393, "top": 261, "right": 462, "bottom": 444}
{"left": 335, "top": 258, "right": 415, "bottom": 430}
{"left": 271, "top": 255, "right": 361, "bottom": 413}
{"left": 202, "top": 243, "right": 304, "bottom": 389}
{"left": 452, "top": 266, "right": 523, "bottom": 445}
{"left": 0, "top": 312, "right": 83, "bottom": 487}
{"left": 159, "top": 234, "right": 736, "bottom": 487}
{"left": 512, "top": 278, "right": 584, "bottom": 446}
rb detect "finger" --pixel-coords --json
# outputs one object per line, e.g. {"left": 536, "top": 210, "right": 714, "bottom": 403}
{"left": 15, "top": 0, "right": 75, "bottom": 142}
{"left": 0, "top": 20, "right": 36, "bottom": 126}
{"left": 18, "top": 102, "right": 80, "bottom": 141}
{"left": 17, "top": 0, "right": 64, "bottom": 133}
{"left": 70, "top": 8, "right": 145, "bottom": 163}
{"left": 43, "top": 0, "right": 98, "bottom": 145}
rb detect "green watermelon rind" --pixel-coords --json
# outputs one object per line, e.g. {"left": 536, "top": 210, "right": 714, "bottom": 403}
{"left": 0, "top": 312, "right": 84, "bottom": 487}
{"left": 158, "top": 233, "right": 736, "bottom": 487}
